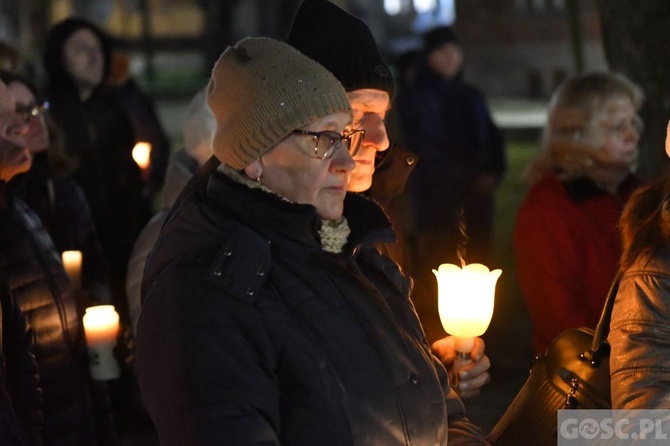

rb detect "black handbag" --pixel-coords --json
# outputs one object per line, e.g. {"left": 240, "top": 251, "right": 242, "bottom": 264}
{"left": 486, "top": 278, "right": 619, "bottom": 446}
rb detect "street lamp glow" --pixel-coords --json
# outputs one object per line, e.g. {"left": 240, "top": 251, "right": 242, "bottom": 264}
{"left": 414, "top": 0, "right": 437, "bottom": 14}
{"left": 385, "top": 0, "right": 402, "bottom": 15}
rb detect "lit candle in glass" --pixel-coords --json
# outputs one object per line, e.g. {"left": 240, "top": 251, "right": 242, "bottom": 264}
{"left": 83, "top": 305, "right": 121, "bottom": 380}
{"left": 433, "top": 263, "right": 501, "bottom": 373}
{"left": 132, "top": 141, "right": 152, "bottom": 171}
{"left": 61, "top": 250, "right": 82, "bottom": 290}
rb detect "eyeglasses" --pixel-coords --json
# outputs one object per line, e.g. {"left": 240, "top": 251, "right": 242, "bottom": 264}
{"left": 292, "top": 129, "right": 366, "bottom": 160}
{"left": 16, "top": 101, "right": 49, "bottom": 122}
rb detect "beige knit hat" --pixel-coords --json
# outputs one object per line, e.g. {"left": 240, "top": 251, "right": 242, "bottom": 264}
{"left": 207, "top": 37, "right": 352, "bottom": 169}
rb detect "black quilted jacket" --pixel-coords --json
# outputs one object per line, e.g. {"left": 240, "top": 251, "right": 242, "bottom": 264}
{"left": 0, "top": 184, "right": 95, "bottom": 445}
{"left": 136, "top": 171, "right": 487, "bottom": 445}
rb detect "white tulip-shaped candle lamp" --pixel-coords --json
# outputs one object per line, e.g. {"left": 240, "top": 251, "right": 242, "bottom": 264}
{"left": 433, "top": 263, "right": 501, "bottom": 371}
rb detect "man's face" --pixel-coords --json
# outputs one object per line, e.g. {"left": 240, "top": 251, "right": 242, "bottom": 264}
{"left": 346, "top": 89, "right": 390, "bottom": 192}
{"left": 0, "top": 79, "right": 30, "bottom": 182}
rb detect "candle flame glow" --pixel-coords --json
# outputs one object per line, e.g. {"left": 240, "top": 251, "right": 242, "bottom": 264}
{"left": 132, "top": 142, "right": 152, "bottom": 170}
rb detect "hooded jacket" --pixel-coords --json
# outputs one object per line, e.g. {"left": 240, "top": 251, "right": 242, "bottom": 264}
{"left": 136, "top": 170, "right": 487, "bottom": 445}
{"left": 43, "top": 18, "right": 151, "bottom": 305}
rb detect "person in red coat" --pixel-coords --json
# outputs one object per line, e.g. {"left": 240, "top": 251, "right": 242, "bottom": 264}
{"left": 515, "top": 71, "right": 644, "bottom": 355}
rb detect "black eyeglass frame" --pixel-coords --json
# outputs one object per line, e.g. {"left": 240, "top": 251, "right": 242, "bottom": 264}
{"left": 292, "top": 128, "right": 366, "bottom": 160}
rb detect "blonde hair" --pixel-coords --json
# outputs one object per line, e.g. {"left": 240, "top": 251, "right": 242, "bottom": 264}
{"left": 524, "top": 72, "right": 644, "bottom": 184}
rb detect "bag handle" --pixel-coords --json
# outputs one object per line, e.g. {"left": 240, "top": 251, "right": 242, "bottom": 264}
{"left": 582, "top": 275, "right": 620, "bottom": 363}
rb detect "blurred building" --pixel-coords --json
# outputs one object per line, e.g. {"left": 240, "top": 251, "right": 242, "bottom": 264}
{"left": 2, "top": 0, "right": 603, "bottom": 100}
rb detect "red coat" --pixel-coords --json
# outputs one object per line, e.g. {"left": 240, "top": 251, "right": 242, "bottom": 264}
{"left": 514, "top": 173, "right": 640, "bottom": 355}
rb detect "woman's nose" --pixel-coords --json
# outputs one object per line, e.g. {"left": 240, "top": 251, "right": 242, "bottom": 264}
{"left": 332, "top": 144, "right": 356, "bottom": 172}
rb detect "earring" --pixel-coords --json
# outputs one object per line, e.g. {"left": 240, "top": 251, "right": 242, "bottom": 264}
{"left": 256, "top": 173, "right": 262, "bottom": 185}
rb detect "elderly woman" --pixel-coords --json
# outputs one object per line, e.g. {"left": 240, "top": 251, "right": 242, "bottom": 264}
{"left": 514, "top": 72, "right": 643, "bottom": 356}
{"left": 136, "top": 37, "right": 486, "bottom": 445}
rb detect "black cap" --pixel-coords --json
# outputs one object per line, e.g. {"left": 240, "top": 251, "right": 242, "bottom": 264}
{"left": 285, "top": 0, "right": 395, "bottom": 98}
{"left": 423, "top": 25, "right": 460, "bottom": 54}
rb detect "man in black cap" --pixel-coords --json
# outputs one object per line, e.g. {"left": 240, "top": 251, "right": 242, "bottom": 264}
{"left": 286, "top": 0, "right": 491, "bottom": 400}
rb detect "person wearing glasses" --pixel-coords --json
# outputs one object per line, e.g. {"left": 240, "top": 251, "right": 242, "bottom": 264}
{"left": 0, "top": 70, "right": 112, "bottom": 305}
{"left": 515, "top": 72, "right": 644, "bottom": 356}
{"left": 285, "top": 0, "right": 490, "bottom": 397}
{"left": 0, "top": 77, "right": 101, "bottom": 444}
{"left": 135, "top": 37, "right": 487, "bottom": 445}
{"left": 0, "top": 78, "right": 43, "bottom": 446}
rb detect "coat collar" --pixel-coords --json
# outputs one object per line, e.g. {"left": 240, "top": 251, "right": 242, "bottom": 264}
{"left": 204, "top": 170, "right": 395, "bottom": 254}
{"left": 563, "top": 174, "right": 639, "bottom": 202}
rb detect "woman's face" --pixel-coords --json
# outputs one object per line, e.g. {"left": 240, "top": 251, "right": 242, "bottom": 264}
{"left": 255, "top": 111, "right": 356, "bottom": 221}
{"left": 7, "top": 81, "right": 49, "bottom": 154}
{"left": 593, "top": 97, "right": 640, "bottom": 170}
{"left": 346, "top": 89, "right": 390, "bottom": 193}
{"left": 0, "top": 80, "right": 30, "bottom": 182}
{"left": 62, "top": 28, "right": 104, "bottom": 91}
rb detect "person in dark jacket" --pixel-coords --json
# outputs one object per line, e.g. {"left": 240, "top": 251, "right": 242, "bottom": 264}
{"left": 0, "top": 80, "right": 42, "bottom": 446}
{"left": 0, "top": 274, "right": 42, "bottom": 446}
{"left": 398, "top": 26, "right": 507, "bottom": 342}
{"left": 0, "top": 78, "right": 97, "bottom": 445}
{"left": 285, "top": 0, "right": 490, "bottom": 396}
{"left": 136, "top": 37, "right": 487, "bottom": 445}
{"left": 43, "top": 17, "right": 151, "bottom": 325}
{"left": 1, "top": 69, "right": 112, "bottom": 304}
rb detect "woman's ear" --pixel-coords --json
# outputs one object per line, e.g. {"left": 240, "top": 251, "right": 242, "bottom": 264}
{"left": 243, "top": 160, "right": 262, "bottom": 181}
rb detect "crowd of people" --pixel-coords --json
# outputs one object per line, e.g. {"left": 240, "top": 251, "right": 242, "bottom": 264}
{"left": 1, "top": 0, "right": 669, "bottom": 444}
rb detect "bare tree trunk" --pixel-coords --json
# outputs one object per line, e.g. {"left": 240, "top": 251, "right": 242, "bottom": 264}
{"left": 597, "top": 0, "right": 670, "bottom": 181}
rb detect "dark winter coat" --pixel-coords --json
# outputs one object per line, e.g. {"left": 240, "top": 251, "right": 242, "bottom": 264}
{"left": 43, "top": 18, "right": 151, "bottom": 311}
{"left": 0, "top": 183, "right": 96, "bottom": 445}
{"left": 0, "top": 272, "right": 42, "bottom": 446}
{"left": 12, "top": 153, "right": 112, "bottom": 304}
{"left": 398, "top": 66, "right": 506, "bottom": 230}
{"left": 366, "top": 142, "right": 418, "bottom": 269}
{"left": 136, "top": 170, "right": 487, "bottom": 445}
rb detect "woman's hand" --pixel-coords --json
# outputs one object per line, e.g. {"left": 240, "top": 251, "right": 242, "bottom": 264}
{"left": 431, "top": 336, "right": 491, "bottom": 398}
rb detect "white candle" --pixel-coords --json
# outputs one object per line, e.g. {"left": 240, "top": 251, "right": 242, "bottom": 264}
{"left": 83, "top": 305, "right": 121, "bottom": 380}
{"left": 61, "top": 250, "right": 82, "bottom": 290}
